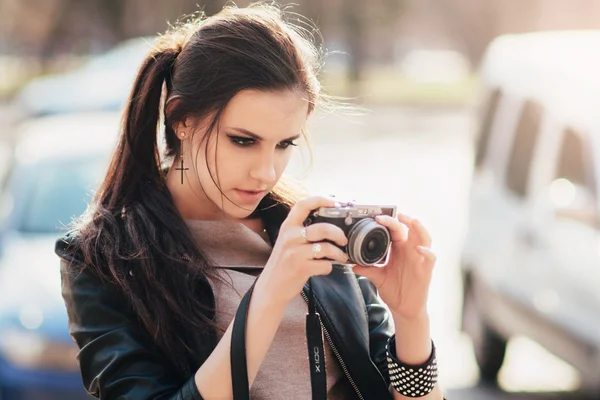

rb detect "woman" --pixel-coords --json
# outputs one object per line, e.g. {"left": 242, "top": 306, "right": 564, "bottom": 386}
{"left": 55, "top": 3, "right": 445, "bottom": 399}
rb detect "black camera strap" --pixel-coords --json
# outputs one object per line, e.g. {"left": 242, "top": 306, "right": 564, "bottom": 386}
{"left": 306, "top": 277, "right": 328, "bottom": 400}
{"left": 230, "top": 277, "right": 327, "bottom": 400}
{"left": 231, "top": 279, "right": 256, "bottom": 399}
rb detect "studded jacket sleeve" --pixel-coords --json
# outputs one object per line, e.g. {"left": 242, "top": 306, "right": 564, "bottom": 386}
{"left": 355, "top": 274, "right": 448, "bottom": 400}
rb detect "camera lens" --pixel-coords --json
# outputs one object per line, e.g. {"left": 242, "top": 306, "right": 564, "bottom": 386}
{"left": 361, "top": 228, "right": 389, "bottom": 264}
{"left": 347, "top": 219, "right": 391, "bottom": 265}
{"left": 367, "top": 238, "right": 378, "bottom": 252}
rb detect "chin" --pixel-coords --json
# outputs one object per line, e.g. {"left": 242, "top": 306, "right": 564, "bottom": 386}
{"left": 222, "top": 202, "right": 259, "bottom": 220}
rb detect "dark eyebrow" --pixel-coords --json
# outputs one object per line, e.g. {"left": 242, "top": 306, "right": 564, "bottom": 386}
{"left": 229, "top": 127, "right": 301, "bottom": 142}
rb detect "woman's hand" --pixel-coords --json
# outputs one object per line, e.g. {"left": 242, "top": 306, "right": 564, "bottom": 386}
{"left": 352, "top": 213, "right": 436, "bottom": 321}
{"left": 257, "top": 196, "right": 350, "bottom": 305}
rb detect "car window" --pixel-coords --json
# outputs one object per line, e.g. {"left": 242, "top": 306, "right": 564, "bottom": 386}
{"left": 475, "top": 88, "right": 502, "bottom": 169}
{"left": 555, "top": 128, "right": 596, "bottom": 196}
{"left": 16, "top": 157, "right": 106, "bottom": 233}
{"left": 505, "top": 100, "right": 543, "bottom": 198}
{"left": 84, "top": 38, "right": 152, "bottom": 73}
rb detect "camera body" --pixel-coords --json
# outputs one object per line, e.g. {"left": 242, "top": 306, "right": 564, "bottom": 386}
{"left": 304, "top": 202, "right": 397, "bottom": 266}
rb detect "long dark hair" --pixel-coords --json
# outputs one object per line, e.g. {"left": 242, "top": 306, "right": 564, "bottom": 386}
{"left": 61, "top": 3, "right": 326, "bottom": 373}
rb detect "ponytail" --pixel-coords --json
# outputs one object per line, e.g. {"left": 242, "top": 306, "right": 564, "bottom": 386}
{"left": 102, "top": 46, "right": 180, "bottom": 210}
{"left": 66, "top": 40, "right": 221, "bottom": 373}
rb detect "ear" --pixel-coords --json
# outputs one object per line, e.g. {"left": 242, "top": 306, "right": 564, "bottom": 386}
{"left": 173, "top": 117, "right": 196, "bottom": 139}
{"left": 166, "top": 98, "right": 195, "bottom": 136}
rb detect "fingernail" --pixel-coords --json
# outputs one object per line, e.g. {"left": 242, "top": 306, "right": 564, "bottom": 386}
{"left": 334, "top": 201, "right": 341, "bottom": 208}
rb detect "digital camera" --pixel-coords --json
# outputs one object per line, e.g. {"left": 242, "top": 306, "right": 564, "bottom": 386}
{"left": 304, "top": 202, "right": 397, "bottom": 266}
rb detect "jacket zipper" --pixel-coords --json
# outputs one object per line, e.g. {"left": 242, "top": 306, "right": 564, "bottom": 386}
{"left": 301, "top": 290, "right": 365, "bottom": 400}
{"left": 185, "top": 253, "right": 368, "bottom": 399}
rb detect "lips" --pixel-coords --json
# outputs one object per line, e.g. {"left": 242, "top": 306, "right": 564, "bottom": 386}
{"left": 234, "top": 189, "right": 266, "bottom": 203}
{"left": 238, "top": 189, "right": 265, "bottom": 194}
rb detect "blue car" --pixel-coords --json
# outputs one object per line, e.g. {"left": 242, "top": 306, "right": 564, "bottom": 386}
{"left": 0, "top": 112, "right": 120, "bottom": 399}
{"left": 14, "top": 37, "right": 153, "bottom": 118}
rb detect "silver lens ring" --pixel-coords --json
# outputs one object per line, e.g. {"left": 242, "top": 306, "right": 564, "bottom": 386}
{"left": 347, "top": 219, "right": 391, "bottom": 265}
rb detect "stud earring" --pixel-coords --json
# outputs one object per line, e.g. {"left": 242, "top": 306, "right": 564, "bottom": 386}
{"left": 180, "top": 132, "right": 186, "bottom": 139}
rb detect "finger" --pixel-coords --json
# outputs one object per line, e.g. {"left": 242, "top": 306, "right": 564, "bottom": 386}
{"left": 411, "top": 219, "right": 432, "bottom": 248}
{"left": 396, "top": 213, "right": 414, "bottom": 226}
{"left": 305, "top": 242, "right": 349, "bottom": 263}
{"left": 286, "top": 196, "right": 338, "bottom": 226}
{"left": 374, "top": 215, "right": 406, "bottom": 242}
{"left": 416, "top": 246, "right": 437, "bottom": 267}
{"left": 303, "top": 223, "right": 348, "bottom": 247}
{"left": 397, "top": 213, "right": 432, "bottom": 247}
{"left": 309, "top": 260, "right": 334, "bottom": 276}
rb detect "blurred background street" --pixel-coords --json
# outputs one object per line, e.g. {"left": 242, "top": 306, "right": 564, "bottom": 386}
{"left": 291, "top": 106, "right": 594, "bottom": 399}
{"left": 2, "top": 0, "right": 600, "bottom": 399}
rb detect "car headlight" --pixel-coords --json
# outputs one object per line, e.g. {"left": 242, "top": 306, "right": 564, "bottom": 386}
{"left": 0, "top": 328, "right": 80, "bottom": 372}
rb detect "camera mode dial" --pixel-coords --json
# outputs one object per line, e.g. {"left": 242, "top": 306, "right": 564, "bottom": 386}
{"left": 344, "top": 214, "right": 353, "bottom": 226}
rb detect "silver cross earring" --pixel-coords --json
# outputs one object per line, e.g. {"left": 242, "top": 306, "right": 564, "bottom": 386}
{"left": 175, "top": 135, "right": 189, "bottom": 184}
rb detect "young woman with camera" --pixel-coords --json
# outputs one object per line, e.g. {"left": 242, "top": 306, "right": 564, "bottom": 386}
{"left": 55, "top": 3, "right": 444, "bottom": 399}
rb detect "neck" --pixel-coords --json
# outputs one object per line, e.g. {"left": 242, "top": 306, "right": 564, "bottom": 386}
{"left": 165, "top": 164, "right": 265, "bottom": 234}
{"left": 165, "top": 163, "right": 222, "bottom": 221}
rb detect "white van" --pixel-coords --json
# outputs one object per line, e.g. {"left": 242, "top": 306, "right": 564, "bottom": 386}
{"left": 461, "top": 31, "right": 600, "bottom": 393}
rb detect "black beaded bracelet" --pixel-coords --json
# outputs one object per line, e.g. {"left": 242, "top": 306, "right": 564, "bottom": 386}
{"left": 386, "top": 335, "right": 439, "bottom": 397}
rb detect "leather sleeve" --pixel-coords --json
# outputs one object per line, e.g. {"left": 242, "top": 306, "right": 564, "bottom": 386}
{"left": 355, "top": 274, "right": 394, "bottom": 387}
{"left": 60, "top": 257, "right": 205, "bottom": 400}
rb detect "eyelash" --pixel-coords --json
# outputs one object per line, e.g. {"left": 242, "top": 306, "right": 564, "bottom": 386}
{"left": 228, "top": 136, "right": 298, "bottom": 149}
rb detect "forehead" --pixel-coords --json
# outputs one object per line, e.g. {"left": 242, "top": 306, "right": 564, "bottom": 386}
{"left": 220, "top": 89, "right": 309, "bottom": 135}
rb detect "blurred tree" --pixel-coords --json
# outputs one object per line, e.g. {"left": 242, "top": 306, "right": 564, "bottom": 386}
{"left": 433, "top": 0, "right": 502, "bottom": 67}
{"left": 39, "top": 0, "right": 81, "bottom": 60}
{"left": 340, "top": 0, "right": 404, "bottom": 93}
{"left": 299, "top": 0, "right": 325, "bottom": 50}
{"left": 342, "top": 0, "right": 364, "bottom": 85}
{"left": 95, "top": 0, "right": 127, "bottom": 43}
{"left": 1, "top": 0, "right": 399, "bottom": 89}
{"left": 303, "top": 0, "right": 324, "bottom": 25}
{"left": 37, "top": 0, "right": 128, "bottom": 66}
{"left": 197, "top": 0, "right": 223, "bottom": 16}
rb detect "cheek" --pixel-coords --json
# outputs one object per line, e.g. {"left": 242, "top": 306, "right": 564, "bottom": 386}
{"left": 193, "top": 136, "right": 221, "bottom": 184}
{"left": 196, "top": 142, "right": 214, "bottom": 175}
{"left": 213, "top": 142, "right": 249, "bottom": 182}
{"left": 275, "top": 151, "right": 293, "bottom": 177}
{"left": 218, "top": 154, "right": 244, "bottom": 181}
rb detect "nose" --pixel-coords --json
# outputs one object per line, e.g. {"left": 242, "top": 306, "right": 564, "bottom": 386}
{"left": 249, "top": 150, "right": 277, "bottom": 184}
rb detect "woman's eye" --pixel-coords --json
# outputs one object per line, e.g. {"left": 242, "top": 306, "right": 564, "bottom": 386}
{"left": 229, "top": 136, "right": 255, "bottom": 147}
{"left": 277, "top": 140, "right": 298, "bottom": 149}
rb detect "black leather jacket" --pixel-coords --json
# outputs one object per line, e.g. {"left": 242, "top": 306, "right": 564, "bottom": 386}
{"left": 56, "top": 233, "right": 394, "bottom": 400}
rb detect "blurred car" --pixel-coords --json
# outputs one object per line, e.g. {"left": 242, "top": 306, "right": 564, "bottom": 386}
{"left": 462, "top": 31, "right": 600, "bottom": 395}
{"left": 14, "top": 37, "right": 154, "bottom": 118}
{"left": 396, "top": 49, "right": 471, "bottom": 83}
{"left": 460, "top": 30, "right": 600, "bottom": 393}
{"left": 0, "top": 112, "right": 120, "bottom": 399}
